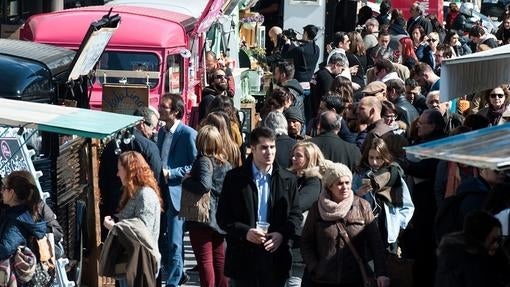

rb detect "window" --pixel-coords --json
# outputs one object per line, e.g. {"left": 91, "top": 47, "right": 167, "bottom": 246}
{"left": 95, "top": 51, "right": 160, "bottom": 88}
{"left": 165, "top": 54, "right": 184, "bottom": 94}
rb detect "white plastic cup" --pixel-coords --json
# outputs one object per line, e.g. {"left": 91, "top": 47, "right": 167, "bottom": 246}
{"left": 256, "top": 221, "right": 270, "bottom": 234}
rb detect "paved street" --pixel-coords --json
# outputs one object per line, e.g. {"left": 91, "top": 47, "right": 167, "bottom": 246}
{"left": 182, "top": 233, "right": 200, "bottom": 287}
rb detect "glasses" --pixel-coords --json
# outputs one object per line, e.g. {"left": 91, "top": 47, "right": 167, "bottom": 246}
{"left": 383, "top": 114, "right": 397, "bottom": 119}
{"left": 427, "top": 38, "right": 438, "bottom": 43}
{"left": 214, "top": 74, "right": 226, "bottom": 80}
{"left": 143, "top": 120, "right": 153, "bottom": 128}
{"left": 490, "top": 93, "right": 505, "bottom": 99}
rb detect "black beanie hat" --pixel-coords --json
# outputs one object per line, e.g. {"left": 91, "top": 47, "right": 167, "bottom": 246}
{"left": 284, "top": 106, "right": 305, "bottom": 124}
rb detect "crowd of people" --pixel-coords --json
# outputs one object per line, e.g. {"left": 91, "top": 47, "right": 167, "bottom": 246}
{"left": 3, "top": 1, "right": 510, "bottom": 287}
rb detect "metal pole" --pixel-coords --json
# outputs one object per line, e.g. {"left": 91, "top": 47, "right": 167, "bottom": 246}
{"left": 51, "top": 0, "right": 63, "bottom": 11}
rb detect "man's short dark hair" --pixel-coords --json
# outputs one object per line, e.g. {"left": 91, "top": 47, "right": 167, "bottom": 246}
{"left": 321, "top": 94, "right": 345, "bottom": 114}
{"left": 463, "top": 210, "right": 501, "bottom": 243}
{"left": 436, "top": 44, "right": 454, "bottom": 59}
{"left": 469, "top": 25, "right": 485, "bottom": 37}
{"left": 275, "top": 61, "right": 295, "bottom": 79}
{"left": 378, "top": 31, "right": 390, "bottom": 39}
{"left": 161, "top": 93, "right": 185, "bottom": 119}
{"left": 423, "top": 108, "right": 446, "bottom": 134}
{"left": 332, "top": 31, "right": 348, "bottom": 48}
{"left": 319, "top": 111, "right": 341, "bottom": 132}
{"left": 134, "top": 107, "right": 157, "bottom": 126}
{"left": 386, "top": 79, "right": 405, "bottom": 94}
{"left": 412, "top": 62, "right": 433, "bottom": 77}
{"left": 375, "top": 59, "right": 395, "bottom": 73}
{"left": 250, "top": 127, "right": 276, "bottom": 146}
{"left": 405, "top": 78, "right": 419, "bottom": 89}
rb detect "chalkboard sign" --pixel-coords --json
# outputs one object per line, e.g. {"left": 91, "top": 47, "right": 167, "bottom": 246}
{"left": 0, "top": 128, "right": 45, "bottom": 200}
{"left": 240, "top": 103, "right": 257, "bottom": 133}
{"left": 0, "top": 137, "right": 32, "bottom": 176}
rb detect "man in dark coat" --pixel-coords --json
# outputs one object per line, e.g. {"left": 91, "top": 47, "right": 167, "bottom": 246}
{"left": 386, "top": 79, "right": 420, "bottom": 129}
{"left": 281, "top": 24, "right": 320, "bottom": 83}
{"left": 309, "top": 111, "right": 361, "bottom": 171}
{"left": 309, "top": 53, "right": 347, "bottom": 120}
{"left": 407, "top": 2, "right": 433, "bottom": 36}
{"left": 198, "top": 68, "right": 229, "bottom": 122}
{"left": 217, "top": 127, "right": 302, "bottom": 287}
{"left": 99, "top": 107, "right": 162, "bottom": 234}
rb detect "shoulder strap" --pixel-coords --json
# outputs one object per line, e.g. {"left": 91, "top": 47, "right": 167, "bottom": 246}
{"left": 336, "top": 222, "right": 371, "bottom": 284}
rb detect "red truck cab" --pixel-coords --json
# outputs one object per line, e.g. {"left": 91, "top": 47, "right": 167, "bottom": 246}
{"left": 21, "top": 0, "right": 224, "bottom": 116}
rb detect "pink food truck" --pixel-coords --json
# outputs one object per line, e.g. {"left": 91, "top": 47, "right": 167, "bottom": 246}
{"left": 20, "top": 0, "right": 224, "bottom": 117}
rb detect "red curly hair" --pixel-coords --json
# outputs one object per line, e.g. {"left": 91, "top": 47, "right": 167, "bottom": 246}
{"left": 117, "top": 151, "right": 162, "bottom": 211}
{"left": 400, "top": 37, "right": 418, "bottom": 63}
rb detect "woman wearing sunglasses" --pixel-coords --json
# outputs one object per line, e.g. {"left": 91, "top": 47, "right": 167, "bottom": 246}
{"left": 422, "top": 32, "right": 440, "bottom": 72}
{"left": 477, "top": 85, "right": 510, "bottom": 126}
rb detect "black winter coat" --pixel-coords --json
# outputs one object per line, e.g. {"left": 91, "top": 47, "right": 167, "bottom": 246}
{"left": 216, "top": 157, "right": 302, "bottom": 280}
{"left": 310, "top": 131, "right": 361, "bottom": 171}
{"left": 436, "top": 232, "right": 510, "bottom": 287}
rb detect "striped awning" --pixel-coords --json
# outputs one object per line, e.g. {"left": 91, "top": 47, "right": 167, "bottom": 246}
{"left": 440, "top": 44, "right": 510, "bottom": 102}
{"left": 405, "top": 123, "right": 510, "bottom": 171}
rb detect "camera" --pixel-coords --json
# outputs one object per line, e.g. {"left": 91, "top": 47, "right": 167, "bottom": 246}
{"left": 282, "top": 28, "right": 298, "bottom": 41}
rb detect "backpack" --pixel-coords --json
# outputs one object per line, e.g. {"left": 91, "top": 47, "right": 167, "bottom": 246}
{"left": 434, "top": 190, "right": 485, "bottom": 244}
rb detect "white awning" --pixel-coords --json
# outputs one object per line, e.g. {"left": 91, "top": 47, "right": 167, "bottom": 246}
{"left": 405, "top": 123, "right": 510, "bottom": 171}
{"left": 440, "top": 44, "right": 510, "bottom": 102}
{"left": 0, "top": 98, "right": 141, "bottom": 139}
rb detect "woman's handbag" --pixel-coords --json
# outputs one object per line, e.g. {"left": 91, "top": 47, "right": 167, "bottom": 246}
{"left": 179, "top": 156, "right": 212, "bottom": 223}
{"left": 12, "top": 246, "right": 37, "bottom": 283}
{"left": 25, "top": 234, "right": 56, "bottom": 287}
{"left": 336, "top": 223, "right": 377, "bottom": 287}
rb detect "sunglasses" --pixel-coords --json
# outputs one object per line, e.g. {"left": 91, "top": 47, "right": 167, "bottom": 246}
{"left": 490, "top": 93, "right": 505, "bottom": 99}
{"left": 214, "top": 74, "right": 226, "bottom": 80}
{"left": 427, "top": 38, "right": 438, "bottom": 43}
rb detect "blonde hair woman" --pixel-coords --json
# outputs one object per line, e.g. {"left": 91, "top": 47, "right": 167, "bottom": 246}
{"left": 287, "top": 142, "right": 325, "bottom": 286}
{"left": 182, "top": 125, "right": 232, "bottom": 287}
{"left": 201, "top": 111, "right": 242, "bottom": 167}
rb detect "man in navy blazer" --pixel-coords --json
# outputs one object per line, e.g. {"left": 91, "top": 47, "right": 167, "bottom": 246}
{"left": 157, "top": 94, "right": 197, "bottom": 286}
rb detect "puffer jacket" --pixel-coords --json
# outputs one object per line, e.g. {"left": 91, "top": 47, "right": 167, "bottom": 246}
{"left": 0, "top": 205, "right": 47, "bottom": 260}
{"left": 301, "top": 196, "right": 387, "bottom": 285}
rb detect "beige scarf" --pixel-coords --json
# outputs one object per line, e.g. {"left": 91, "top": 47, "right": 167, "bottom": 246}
{"left": 318, "top": 188, "right": 354, "bottom": 221}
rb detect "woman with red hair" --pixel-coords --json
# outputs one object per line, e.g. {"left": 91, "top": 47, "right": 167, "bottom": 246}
{"left": 399, "top": 37, "right": 419, "bottom": 70}
{"left": 103, "top": 151, "right": 163, "bottom": 287}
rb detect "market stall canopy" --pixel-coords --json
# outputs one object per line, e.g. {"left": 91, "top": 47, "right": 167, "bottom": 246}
{"left": 440, "top": 44, "right": 510, "bottom": 102}
{"left": 405, "top": 123, "right": 510, "bottom": 171}
{"left": 0, "top": 98, "right": 141, "bottom": 139}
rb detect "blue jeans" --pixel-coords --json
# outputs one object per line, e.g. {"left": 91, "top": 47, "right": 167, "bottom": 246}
{"left": 164, "top": 204, "right": 184, "bottom": 287}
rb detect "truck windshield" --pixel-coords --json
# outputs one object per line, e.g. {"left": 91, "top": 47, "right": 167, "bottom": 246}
{"left": 95, "top": 51, "right": 160, "bottom": 88}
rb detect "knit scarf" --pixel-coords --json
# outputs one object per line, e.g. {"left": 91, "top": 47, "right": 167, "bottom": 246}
{"left": 318, "top": 188, "right": 354, "bottom": 221}
{"left": 488, "top": 104, "right": 507, "bottom": 126}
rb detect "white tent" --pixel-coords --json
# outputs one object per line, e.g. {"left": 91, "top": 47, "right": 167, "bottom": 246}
{"left": 440, "top": 44, "right": 510, "bottom": 102}
{"left": 405, "top": 123, "right": 510, "bottom": 171}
